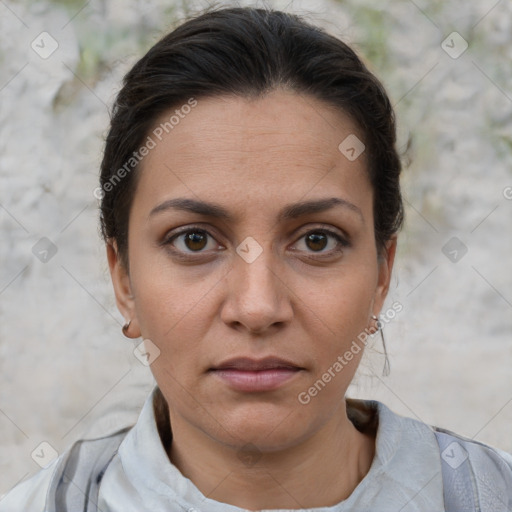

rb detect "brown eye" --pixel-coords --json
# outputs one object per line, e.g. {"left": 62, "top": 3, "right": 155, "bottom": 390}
{"left": 305, "top": 232, "right": 328, "bottom": 251}
{"left": 293, "top": 229, "right": 349, "bottom": 257}
{"left": 165, "top": 228, "right": 217, "bottom": 253}
{"left": 184, "top": 231, "right": 208, "bottom": 251}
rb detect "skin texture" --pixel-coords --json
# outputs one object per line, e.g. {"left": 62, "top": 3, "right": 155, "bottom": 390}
{"left": 107, "top": 89, "right": 397, "bottom": 510}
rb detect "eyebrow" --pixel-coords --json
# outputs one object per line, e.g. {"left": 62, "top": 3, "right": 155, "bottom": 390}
{"left": 149, "top": 197, "right": 363, "bottom": 222}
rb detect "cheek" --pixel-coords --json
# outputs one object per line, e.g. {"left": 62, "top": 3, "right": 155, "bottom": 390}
{"left": 304, "top": 262, "right": 378, "bottom": 367}
{"left": 130, "top": 240, "right": 208, "bottom": 328}
{"left": 300, "top": 283, "right": 376, "bottom": 405}
{"left": 309, "top": 262, "right": 378, "bottom": 323}
{"left": 129, "top": 258, "right": 213, "bottom": 369}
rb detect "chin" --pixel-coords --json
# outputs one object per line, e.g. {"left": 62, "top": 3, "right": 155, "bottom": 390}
{"left": 212, "top": 401, "right": 312, "bottom": 451}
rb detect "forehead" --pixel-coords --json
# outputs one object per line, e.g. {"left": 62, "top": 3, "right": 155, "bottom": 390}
{"left": 133, "top": 90, "right": 371, "bottom": 217}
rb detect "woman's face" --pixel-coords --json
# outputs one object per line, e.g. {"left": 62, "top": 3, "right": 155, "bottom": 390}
{"left": 108, "top": 89, "right": 396, "bottom": 451}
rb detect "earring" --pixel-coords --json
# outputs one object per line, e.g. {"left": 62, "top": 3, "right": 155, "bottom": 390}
{"left": 371, "top": 314, "right": 390, "bottom": 377}
{"left": 371, "top": 314, "right": 382, "bottom": 331}
{"left": 122, "top": 320, "right": 131, "bottom": 337}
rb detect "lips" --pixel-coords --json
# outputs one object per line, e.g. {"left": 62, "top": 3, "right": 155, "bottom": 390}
{"left": 209, "top": 356, "right": 303, "bottom": 372}
{"left": 209, "top": 357, "right": 304, "bottom": 392}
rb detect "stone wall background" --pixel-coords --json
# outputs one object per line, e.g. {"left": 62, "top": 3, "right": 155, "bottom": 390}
{"left": 1, "top": 0, "right": 511, "bottom": 496}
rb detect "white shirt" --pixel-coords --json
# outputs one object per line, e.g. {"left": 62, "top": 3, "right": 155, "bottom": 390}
{"left": 2, "top": 386, "right": 511, "bottom": 511}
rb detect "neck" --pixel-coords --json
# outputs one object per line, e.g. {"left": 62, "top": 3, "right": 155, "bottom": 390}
{"left": 155, "top": 391, "right": 376, "bottom": 510}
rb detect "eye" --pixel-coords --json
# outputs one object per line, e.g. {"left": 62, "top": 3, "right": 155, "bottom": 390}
{"left": 164, "top": 227, "right": 220, "bottom": 253}
{"left": 162, "top": 225, "right": 349, "bottom": 260}
{"left": 293, "top": 228, "right": 349, "bottom": 256}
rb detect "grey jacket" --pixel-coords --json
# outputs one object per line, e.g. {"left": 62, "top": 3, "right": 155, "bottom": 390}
{"left": 2, "top": 389, "right": 512, "bottom": 511}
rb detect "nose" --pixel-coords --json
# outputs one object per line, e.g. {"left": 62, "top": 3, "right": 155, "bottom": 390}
{"left": 220, "top": 243, "right": 293, "bottom": 335}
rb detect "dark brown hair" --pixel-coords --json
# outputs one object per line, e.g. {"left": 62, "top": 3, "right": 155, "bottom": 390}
{"left": 98, "top": 6, "right": 403, "bottom": 272}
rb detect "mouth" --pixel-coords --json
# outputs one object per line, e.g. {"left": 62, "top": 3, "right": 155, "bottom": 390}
{"left": 208, "top": 357, "right": 304, "bottom": 392}
{"left": 210, "top": 356, "right": 303, "bottom": 372}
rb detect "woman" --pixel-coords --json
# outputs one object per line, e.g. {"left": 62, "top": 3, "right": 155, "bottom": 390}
{"left": 2, "top": 6, "right": 511, "bottom": 512}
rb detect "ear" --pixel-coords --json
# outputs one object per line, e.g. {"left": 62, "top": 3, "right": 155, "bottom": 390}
{"left": 372, "top": 235, "right": 398, "bottom": 314}
{"left": 106, "top": 240, "right": 141, "bottom": 338}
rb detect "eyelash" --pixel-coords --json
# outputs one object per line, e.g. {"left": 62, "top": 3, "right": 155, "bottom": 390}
{"left": 162, "top": 224, "right": 350, "bottom": 260}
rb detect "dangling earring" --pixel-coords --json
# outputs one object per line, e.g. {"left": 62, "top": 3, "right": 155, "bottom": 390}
{"left": 372, "top": 314, "right": 390, "bottom": 377}
{"left": 122, "top": 320, "right": 131, "bottom": 337}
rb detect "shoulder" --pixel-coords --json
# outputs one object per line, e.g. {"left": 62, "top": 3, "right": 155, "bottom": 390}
{"left": 351, "top": 399, "right": 512, "bottom": 499}
{"left": 430, "top": 425, "right": 512, "bottom": 510}
{"left": 0, "top": 426, "right": 132, "bottom": 512}
{"left": 386, "top": 400, "right": 512, "bottom": 510}
{"left": 432, "top": 425, "right": 512, "bottom": 481}
{"left": 0, "top": 457, "right": 59, "bottom": 511}
{"left": 366, "top": 398, "right": 512, "bottom": 469}
{"left": 386, "top": 401, "right": 512, "bottom": 508}
{"left": 382, "top": 400, "right": 512, "bottom": 477}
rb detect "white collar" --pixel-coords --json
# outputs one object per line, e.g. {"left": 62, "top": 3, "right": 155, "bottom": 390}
{"left": 110, "top": 386, "right": 444, "bottom": 511}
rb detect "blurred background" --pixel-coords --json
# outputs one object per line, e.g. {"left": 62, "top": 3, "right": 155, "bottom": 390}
{"left": 1, "top": 0, "right": 511, "bottom": 496}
